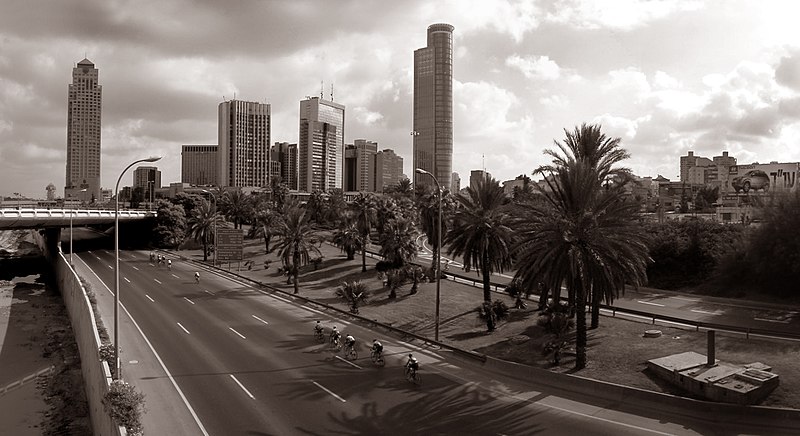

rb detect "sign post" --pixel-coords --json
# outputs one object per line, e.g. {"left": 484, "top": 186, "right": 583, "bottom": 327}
{"left": 216, "top": 228, "right": 243, "bottom": 265}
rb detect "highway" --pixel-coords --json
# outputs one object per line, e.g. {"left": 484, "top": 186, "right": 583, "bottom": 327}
{"left": 72, "top": 246, "right": 738, "bottom": 435}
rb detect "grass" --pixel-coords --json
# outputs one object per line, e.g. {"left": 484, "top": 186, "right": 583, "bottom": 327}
{"left": 178, "top": 234, "right": 800, "bottom": 409}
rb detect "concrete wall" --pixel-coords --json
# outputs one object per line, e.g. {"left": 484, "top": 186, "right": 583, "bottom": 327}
{"left": 31, "top": 230, "right": 125, "bottom": 436}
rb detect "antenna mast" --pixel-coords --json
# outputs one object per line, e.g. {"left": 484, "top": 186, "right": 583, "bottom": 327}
{"left": 320, "top": 81, "right": 324, "bottom": 99}
{"left": 330, "top": 83, "right": 334, "bottom": 102}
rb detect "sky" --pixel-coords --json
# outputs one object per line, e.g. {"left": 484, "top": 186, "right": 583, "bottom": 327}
{"left": 2, "top": 0, "right": 800, "bottom": 199}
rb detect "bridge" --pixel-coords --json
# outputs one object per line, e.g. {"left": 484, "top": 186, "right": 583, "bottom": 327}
{"left": 0, "top": 208, "right": 154, "bottom": 230}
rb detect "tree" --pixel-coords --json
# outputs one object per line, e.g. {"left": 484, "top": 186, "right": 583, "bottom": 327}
{"left": 390, "top": 178, "right": 414, "bottom": 198}
{"left": 378, "top": 217, "right": 419, "bottom": 269}
{"left": 331, "top": 220, "right": 364, "bottom": 260}
{"left": 444, "top": 176, "right": 514, "bottom": 331}
{"left": 220, "top": 189, "right": 252, "bottom": 229}
{"left": 248, "top": 208, "right": 283, "bottom": 253}
{"left": 187, "top": 199, "right": 219, "bottom": 261}
{"left": 152, "top": 200, "right": 187, "bottom": 249}
{"left": 511, "top": 123, "right": 650, "bottom": 370}
{"left": 404, "top": 264, "right": 426, "bottom": 295}
{"left": 273, "top": 206, "right": 322, "bottom": 294}
{"left": 336, "top": 280, "right": 370, "bottom": 313}
{"left": 306, "top": 190, "right": 327, "bottom": 226}
{"left": 416, "top": 184, "right": 453, "bottom": 272}
{"left": 350, "top": 193, "right": 377, "bottom": 271}
{"left": 272, "top": 181, "right": 289, "bottom": 211}
{"left": 325, "top": 189, "right": 347, "bottom": 228}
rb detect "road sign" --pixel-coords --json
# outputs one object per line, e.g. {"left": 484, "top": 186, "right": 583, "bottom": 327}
{"left": 217, "top": 228, "right": 243, "bottom": 262}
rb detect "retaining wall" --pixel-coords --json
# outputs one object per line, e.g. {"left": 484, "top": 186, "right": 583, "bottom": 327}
{"left": 31, "top": 230, "right": 125, "bottom": 436}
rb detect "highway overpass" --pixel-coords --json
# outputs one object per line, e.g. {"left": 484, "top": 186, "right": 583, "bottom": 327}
{"left": 0, "top": 208, "right": 153, "bottom": 230}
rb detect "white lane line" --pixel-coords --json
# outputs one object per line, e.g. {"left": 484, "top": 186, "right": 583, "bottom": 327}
{"left": 107, "top": 264, "right": 113, "bottom": 270}
{"left": 230, "top": 375, "right": 255, "bottom": 400}
{"left": 172, "top": 274, "right": 180, "bottom": 279}
{"left": 672, "top": 296, "right": 700, "bottom": 302}
{"left": 251, "top": 315, "right": 269, "bottom": 325}
{"left": 691, "top": 309, "right": 721, "bottom": 316}
{"left": 754, "top": 318, "right": 790, "bottom": 324}
{"left": 183, "top": 297, "right": 195, "bottom": 305}
{"left": 204, "top": 289, "right": 214, "bottom": 296}
{"left": 132, "top": 266, "right": 140, "bottom": 271}
{"left": 270, "top": 293, "right": 293, "bottom": 304}
{"left": 335, "top": 356, "right": 362, "bottom": 369}
{"left": 75, "top": 256, "right": 210, "bottom": 435}
{"left": 311, "top": 380, "right": 346, "bottom": 402}
{"left": 229, "top": 327, "right": 246, "bottom": 339}
{"left": 177, "top": 322, "right": 191, "bottom": 335}
{"left": 637, "top": 300, "right": 665, "bottom": 307}
{"left": 124, "top": 277, "right": 131, "bottom": 283}
{"left": 145, "top": 295, "right": 155, "bottom": 303}
{"left": 154, "top": 279, "right": 162, "bottom": 284}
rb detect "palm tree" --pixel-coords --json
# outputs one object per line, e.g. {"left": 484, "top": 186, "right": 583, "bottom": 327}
{"left": 220, "top": 189, "right": 252, "bottom": 229}
{"left": 187, "top": 200, "right": 219, "bottom": 261}
{"left": 444, "top": 176, "right": 514, "bottom": 329}
{"left": 248, "top": 208, "right": 283, "bottom": 253}
{"left": 331, "top": 220, "right": 364, "bottom": 260}
{"left": 336, "top": 280, "right": 370, "bottom": 313}
{"left": 273, "top": 206, "right": 322, "bottom": 294}
{"left": 378, "top": 217, "right": 419, "bottom": 269}
{"left": 416, "top": 185, "right": 455, "bottom": 272}
{"left": 392, "top": 178, "right": 414, "bottom": 198}
{"left": 350, "top": 193, "right": 377, "bottom": 271}
{"left": 511, "top": 123, "right": 650, "bottom": 370}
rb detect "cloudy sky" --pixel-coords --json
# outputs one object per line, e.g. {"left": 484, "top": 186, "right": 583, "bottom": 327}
{"left": 2, "top": 0, "right": 800, "bottom": 198}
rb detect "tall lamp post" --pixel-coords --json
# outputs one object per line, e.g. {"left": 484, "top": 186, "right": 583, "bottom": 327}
{"left": 69, "top": 188, "right": 87, "bottom": 265}
{"left": 202, "top": 189, "right": 218, "bottom": 267}
{"left": 415, "top": 168, "right": 442, "bottom": 341}
{"left": 115, "top": 156, "right": 161, "bottom": 380}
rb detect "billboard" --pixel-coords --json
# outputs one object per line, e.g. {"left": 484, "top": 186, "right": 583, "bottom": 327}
{"left": 726, "top": 163, "right": 799, "bottom": 194}
{"left": 216, "top": 228, "right": 243, "bottom": 262}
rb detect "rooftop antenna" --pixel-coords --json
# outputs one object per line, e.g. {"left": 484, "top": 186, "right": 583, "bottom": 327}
{"left": 482, "top": 154, "right": 486, "bottom": 173}
{"left": 320, "top": 80, "right": 324, "bottom": 99}
{"left": 330, "top": 83, "right": 334, "bottom": 102}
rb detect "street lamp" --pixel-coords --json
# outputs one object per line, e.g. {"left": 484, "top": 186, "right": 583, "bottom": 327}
{"left": 415, "top": 167, "right": 443, "bottom": 342}
{"left": 114, "top": 156, "right": 161, "bottom": 380}
{"left": 69, "top": 188, "right": 87, "bottom": 265}
{"left": 202, "top": 188, "right": 218, "bottom": 267}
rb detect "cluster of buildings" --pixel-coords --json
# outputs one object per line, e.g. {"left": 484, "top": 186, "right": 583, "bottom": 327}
{"left": 56, "top": 24, "right": 457, "bottom": 206}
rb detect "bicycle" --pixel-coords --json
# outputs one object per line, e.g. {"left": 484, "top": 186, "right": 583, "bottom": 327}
{"left": 194, "top": 273, "right": 200, "bottom": 284}
{"left": 314, "top": 327, "right": 325, "bottom": 343}
{"left": 343, "top": 343, "right": 357, "bottom": 361}
{"left": 404, "top": 366, "right": 421, "bottom": 385}
{"left": 370, "top": 349, "right": 385, "bottom": 367}
{"left": 330, "top": 335, "right": 342, "bottom": 351}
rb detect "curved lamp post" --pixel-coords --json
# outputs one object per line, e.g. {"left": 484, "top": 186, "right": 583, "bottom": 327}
{"left": 415, "top": 167, "right": 442, "bottom": 341}
{"left": 115, "top": 156, "right": 161, "bottom": 380}
{"left": 201, "top": 188, "right": 218, "bottom": 267}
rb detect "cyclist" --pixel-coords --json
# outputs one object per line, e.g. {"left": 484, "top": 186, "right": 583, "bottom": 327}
{"left": 405, "top": 354, "right": 419, "bottom": 376}
{"left": 329, "top": 326, "right": 341, "bottom": 346}
{"left": 314, "top": 321, "right": 324, "bottom": 335}
{"left": 167, "top": 259, "right": 172, "bottom": 270}
{"left": 344, "top": 334, "right": 355, "bottom": 349}
{"left": 371, "top": 339, "right": 383, "bottom": 356}
{"left": 194, "top": 271, "right": 200, "bottom": 283}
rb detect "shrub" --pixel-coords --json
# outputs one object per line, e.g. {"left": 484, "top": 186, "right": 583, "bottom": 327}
{"left": 536, "top": 302, "right": 574, "bottom": 334}
{"left": 476, "top": 300, "right": 510, "bottom": 332}
{"left": 375, "top": 260, "right": 402, "bottom": 272}
{"left": 103, "top": 380, "right": 145, "bottom": 436}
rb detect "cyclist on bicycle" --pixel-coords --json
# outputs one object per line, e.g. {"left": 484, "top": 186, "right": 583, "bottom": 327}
{"left": 329, "top": 326, "right": 340, "bottom": 345}
{"left": 194, "top": 271, "right": 200, "bottom": 283}
{"left": 314, "top": 321, "right": 323, "bottom": 334}
{"left": 167, "top": 259, "right": 172, "bottom": 269}
{"left": 344, "top": 334, "right": 355, "bottom": 349}
{"left": 371, "top": 339, "right": 383, "bottom": 356}
{"left": 405, "top": 354, "right": 419, "bottom": 374}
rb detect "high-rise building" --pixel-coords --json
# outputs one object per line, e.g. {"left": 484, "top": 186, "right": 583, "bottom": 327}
{"left": 413, "top": 23, "right": 454, "bottom": 190}
{"left": 65, "top": 58, "right": 102, "bottom": 202}
{"left": 133, "top": 166, "right": 161, "bottom": 203}
{"left": 46, "top": 183, "right": 56, "bottom": 201}
{"left": 218, "top": 100, "right": 271, "bottom": 188}
{"left": 470, "top": 169, "right": 491, "bottom": 191}
{"left": 451, "top": 172, "right": 461, "bottom": 193}
{"left": 273, "top": 142, "right": 299, "bottom": 190}
{"left": 344, "top": 139, "right": 378, "bottom": 192}
{"left": 299, "top": 97, "right": 345, "bottom": 192}
{"left": 375, "top": 148, "right": 404, "bottom": 193}
{"left": 181, "top": 145, "right": 218, "bottom": 186}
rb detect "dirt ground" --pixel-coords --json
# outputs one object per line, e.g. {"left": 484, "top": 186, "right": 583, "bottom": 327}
{"left": 178, "top": 233, "right": 800, "bottom": 409}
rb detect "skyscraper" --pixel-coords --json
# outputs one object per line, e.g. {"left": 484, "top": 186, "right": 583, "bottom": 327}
{"left": 65, "top": 58, "right": 102, "bottom": 202}
{"left": 299, "top": 97, "right": 345, "bottom": 192}
{"left": 344, "top": 139, "right": 378, "bottom": 192}
{"left": 133, "top": 166, "right": 161, "bottom": 203}
{"left": 218, "top": 100, "right": 271, "bottom": 188}
{"left": 413, "top": 23, "right": 454, "bottom": 189}
{"left": 181, "top": 144, "right": 218, "bottom": 185}
{"left": 274, "top": 142, "right": 298, "bottom": 190}
{"left": 375, "top": 148, "right": 404, "bottom": 193}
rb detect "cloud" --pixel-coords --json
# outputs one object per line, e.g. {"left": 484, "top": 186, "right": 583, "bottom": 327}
{"left": 505, "top": 54, "right": 562, "bottom": 80}
{"left": 545, "top": 0, "right": 703, "bottom": 31}
{"left": 775, "top": 48, "right": 800, "bottom": 91}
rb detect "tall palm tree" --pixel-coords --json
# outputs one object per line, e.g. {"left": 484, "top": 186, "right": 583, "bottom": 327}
{"left": 273, "top": 206, "right": 322, "bottom": 294}
{"left": 392, "top": 178, "right": 414, "bottom": 198}
{"left": 444, "top": 176, "right": 514, "bottom": 311}
{"left": 511, "top": 124, "right": 650, "bottom": 370}
{"left": 248, "top": 208, "right": 283, "bottom": 253}
{"left": 416, "top": 185, "right": 454, "bottom": 272}
{"left": 220, "top": 189, "right": 252, "bottom": 229}
{"left": 350, "top": 193, "right": 377, "bottom": 272}
{"left": 331, "top": 220, "right": 364, "bottom": 260}
{"left": 378, "top": 217, "right": 419, "bottom": 269}
{"left": 187, "top": 200, "right": 218, "bottom": 261}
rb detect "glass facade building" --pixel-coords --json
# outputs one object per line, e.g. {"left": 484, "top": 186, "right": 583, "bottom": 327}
{"left": 413, "top": 23, "right": 454, "bottom": 189}
{"left": 218, "top": 100, "right": 271, "bottom": 188}
{"left": 299, "top": 97, "right": 345, "bottom": 191}
{"left": 65, "top": 58, "right": 102, "bottom": 202}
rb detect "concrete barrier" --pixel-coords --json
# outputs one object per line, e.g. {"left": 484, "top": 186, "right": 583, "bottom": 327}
{"left": 31, "top": 230, "right": 125, "bottom": 436}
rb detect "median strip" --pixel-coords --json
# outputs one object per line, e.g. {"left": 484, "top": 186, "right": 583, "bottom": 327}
{"left": 311, "top": 380, "right": 346, "bottom": 402}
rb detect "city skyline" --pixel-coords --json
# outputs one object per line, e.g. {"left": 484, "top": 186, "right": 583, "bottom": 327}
{"left": 3, "top": 1, "right": 800, "bottom": 197}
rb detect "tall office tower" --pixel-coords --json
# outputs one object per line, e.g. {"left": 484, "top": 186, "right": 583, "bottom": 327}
{"left": 133, "top": 166, "right": 161, "bottom": 202}
{"left": 375, "top": 148, "right": 404, "bottom": 193}
{"left": 413, "top": 23, "right": 454, "bottom": 190}
{"left": 274, "top": 142, "right": 299, "bottom": 190}
{"left": 344, "top": 139, "right": 378, "bottom": 192}
{"left": 181, "top": 145, "right": 218, "bottom": 185}
{"left": 46, "top": 183, "right": 56, "bottom": 201}
{"left": 218, "top": 100, "right": 271, "bottom": 188}
{"left": 299, "top": 97, "right": 345, "bottom": 192}
{"left": 65, "top": 58, "right": 102, "bottom": 202}
{"left": 451, "top": 172, "right": 461, "bottom": 193}
{"left": 470, "top": 169, "right": 491, "bottom": 191}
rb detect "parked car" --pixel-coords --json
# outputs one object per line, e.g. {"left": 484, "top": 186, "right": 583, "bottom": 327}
{"left": 732, "top": 170, "right": 770, "bottom": 193}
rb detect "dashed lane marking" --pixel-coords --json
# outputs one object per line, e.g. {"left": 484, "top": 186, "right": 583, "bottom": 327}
{"left": 132, "top": 266, "right": 140, "bottom": 271}
{"left": 154, "top": 279, "right": 162, "bottom": 284}
{"left": 172, "top": 274, "right": 180, "bottom": 279}
{"left": 251, "top": 315, "right": 269, "bottom": 325}
{"left": 229, "top": 327, "right": 246, "bottom": 339}
{"left": 637, "top": 300, "right": 665, "bottom": 307}
{"left": 124, "top": 277, "right": 130, "bottom": 283}
{"left": 230, "top": 375, "right": 255, "bottom": 399}
{"left": 145, "top": 295, "right": 155, "bottom": 303}
{"left": 335, "top": 355, "right": 362, "bottom": 369}
{"left": 177, "top": 322, "right": 191, "bottom": 334}
{"left": 311, "top": 380, "right": 346, "bottom": 402}
{"left": 183, "top": 297, "right": 195, "bottom": 305}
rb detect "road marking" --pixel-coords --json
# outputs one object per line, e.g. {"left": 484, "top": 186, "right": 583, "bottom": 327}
{"left": 229, "top": 327, "right": 246, "bottom": 339}
{"left": 251, "top": 315, "right": 269, "bottom": 325}
{"left": 132, "top": 266, "right": 139, "bottom": 271}
{"left": 637, "top": 300, "right": 665, "bottom": 307}
{"left": 183, "top": 297, "right": 195, "bottom": 305}
{"left": 754, "top": 318, "right": 790, "bottom": 324}
{"left": 145, "top": 294, "right": 155, "bottom": 303}
{"left": 123, "top": 277, "right": 130, "bottom": 283}
{"left": 335, "top": 355, "right": 362, "bottom": 369}
{"left": 230, "top": 375, "right": 255, "bottom": 400}
{"left": 672, "top": 296, "right": 700, "bottom": 302}
{"left": 172, "top": 274, "right": 180, "bottom": 279}
{"left": 311, "top": 380, "right": 346, "bottom": 402}
{"left": 154, "top": 279, "right": 162, "bottom": 284}
{"left": 270, "top": 293, "right": 293, "bottom": 304}
{"left": 107, "top": 264, "right": 113, "bottom": 270}
{"left": 177, "top": 322, "right": 191, "bottom": 335}
{"left": 691, "top": 309, "right": 721, "bottom": 316}
{"left": 204, "top": 289, "right": 214, "bottom": 296}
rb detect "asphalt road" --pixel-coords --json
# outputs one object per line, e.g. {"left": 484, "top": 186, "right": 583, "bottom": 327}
{"left": 72, "top": 246, "right": 737, "bottom": 436}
